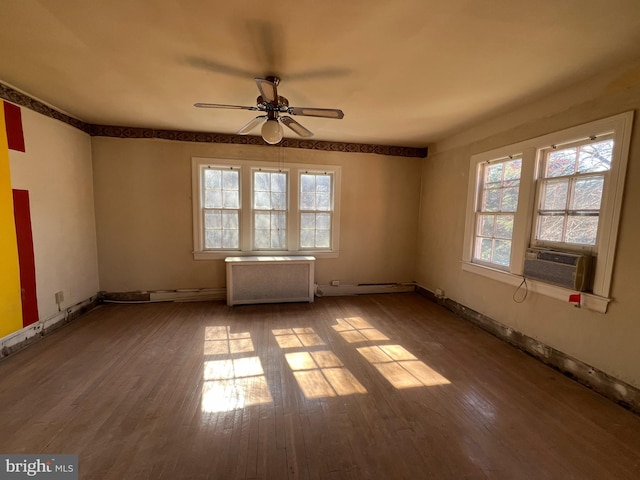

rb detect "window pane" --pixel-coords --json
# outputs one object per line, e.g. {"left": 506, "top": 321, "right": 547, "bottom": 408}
{"left": 301, "top": 213, "right": 315, "bottom": 229}
{"left": 566, "top": 216, "right": 599, "bottom": 245}
{"left": 271, "top": 228, "right": 286, "bottom": 249}
{"left": 300, "top": 230, "right": 315, "bottom": 248}
{"left": 503, "top": 159, "right": 521, "bottom": 180}
{"left": 222, "top": 170, "right": 239, "bottom": 189}
{"left": 204, "top": 169, "right": 221, "bottom": 189}
{"left": 222, "top": 230, "right": 238, "bottom": 249}
{"left": 478, "top": 214, "right": 495, "bottom": 237}
{"left": 205, "top": 211, "right": 221, "bottom": 229}
{"left": 316, "top": 230, "right": 330, "bottom": 248}
{"left": 316, "top": 213, "right": 331, "bottom": 230}
{"left": 316, "top": 193, "right": 331, "bottom": 211}
{"left": 271, "top": 192, "right": 287, "bottom": 210}
{"left": 272, "top": 212, "right": 286, "bottom": 230}
{"left": 578, "top": 140, "right": 612, "bottom": 173}
{"left": 222, "top": 211, "right": 238, "bottom": 229}
{"left": 204, "top": 189, "right": 222, "bottom": 208}
{"left": 501, "top": 187, "right": 519, "bottom": 211}
{"left": 485, "top": 163, "right": 503, "bottom": 183}
{"left": 493, "top": 240, "right": 511, "bottom": 266}
{"left": 546, "top": 147, "right": 577, "bottom": 177}
{"left": 495, "top": 215, "right": 514, "bottom": 239}
{"left": 316, "top": 175, "right": 331, "bottom": 192}
{"left": 254, "top": 171, "right": 270, "bottom": 191}
{"left": 482, "top": 189, "right": 501, "bottom": 212}
{"left": 300, "top": 193, "right": 315, "bottom": 210}
{"left": 205, "top": 230, "right": 222, "bottom": 249}
{"left": 475, "top": 238, "right": 493, "bottom": 262}
{"left": 255, "top": 212, "right": 270, "bottom": 229}
{"left": 272, "top": 173, "right": 287, "bottom": 192}
{"left": 301, "top": 174, "right": 315, "bottom": 192}
{"left": 255, "top": 212, "right": 286, "bottom": 249}
{"left": 223, "top": 190, "right": 239, "bottom": 209}
{"left": 254, "top": 229, "right": 270, "bottom": 249}
{"left": 541, "top": 180, "right": 568, "bottom": 211}
{"left": 537, "top": 215, "right": 564, "bottom": 242}
{"left": 571, "top": 176, "right": 604, "bottom": 210}
{"left": 255, "top": 191, "right": 270, "bottom": 209}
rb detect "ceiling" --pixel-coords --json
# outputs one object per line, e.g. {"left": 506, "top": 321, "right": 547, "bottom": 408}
{"left": 1, "top": 0, "right": 640, "bottom": 148}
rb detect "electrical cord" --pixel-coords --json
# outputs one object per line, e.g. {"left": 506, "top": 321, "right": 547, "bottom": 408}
{"left": 513, "top": 276, "right": 528, "bottom": 303}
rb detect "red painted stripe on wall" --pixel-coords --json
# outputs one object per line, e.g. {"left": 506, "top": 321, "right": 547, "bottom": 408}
{"left": 12, "top": 189, "right": 39, "bottom": 327}
{"left": 3, "top": 102, "right": 25, "bottom": 152}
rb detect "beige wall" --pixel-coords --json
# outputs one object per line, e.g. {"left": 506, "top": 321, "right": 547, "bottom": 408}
{"left": 92, "top": 138, "right": 421, "bottom": 292}
{"left": 417, "top": 60, "right": 640, "bottom": 389}
{"left": 9, "top": 108, "right": 99, "bottom": 320}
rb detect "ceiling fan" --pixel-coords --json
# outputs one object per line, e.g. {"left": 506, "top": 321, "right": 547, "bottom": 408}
{"left": 194, "top": 76, "right": 344, "bottom": 144}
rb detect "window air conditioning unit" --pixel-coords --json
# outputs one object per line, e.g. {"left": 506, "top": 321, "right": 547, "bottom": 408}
{"left": 523, "top": 249, "right": 593, "bottom": 292}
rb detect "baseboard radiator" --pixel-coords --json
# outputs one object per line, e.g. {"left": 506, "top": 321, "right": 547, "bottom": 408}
{"left": 225, "top": 256, "right": 315, "bottom": 306}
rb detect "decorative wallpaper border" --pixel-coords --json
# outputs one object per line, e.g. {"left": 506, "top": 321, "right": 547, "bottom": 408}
{"left": 1, "top": 82, "right": 428, "bottom": 158}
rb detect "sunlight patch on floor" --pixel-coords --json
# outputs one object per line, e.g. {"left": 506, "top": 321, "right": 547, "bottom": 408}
{"left": 357, "top": 345, "right": 450, "bottom": 389}
{"left": 201, "top": 326, "right": 272, "bottom": 413}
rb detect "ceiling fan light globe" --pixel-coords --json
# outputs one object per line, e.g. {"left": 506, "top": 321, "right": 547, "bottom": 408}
{"left": 262, "top": 119, "right": 283, "bottom": 144}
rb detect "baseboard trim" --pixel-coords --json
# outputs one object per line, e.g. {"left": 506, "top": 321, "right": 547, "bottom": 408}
{"left": 101, "top": 288, "right": 227, "bottom": 303}
{"left": 0, "top": 295, "right": 99, "bottom": 359}
{"left": 316, "top": 283, "right": 415, "bottom": 297}
{"left": 416, "top": 285, "right": 640, "bottom": 414}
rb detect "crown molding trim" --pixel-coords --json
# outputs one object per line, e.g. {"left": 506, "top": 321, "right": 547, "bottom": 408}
{"left": 1, "top": 82, "right": 428, "bottom": 158}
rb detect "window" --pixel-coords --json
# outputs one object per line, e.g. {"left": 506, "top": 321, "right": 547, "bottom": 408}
{"left": 192, "top": 158, "right": 341, "bottom": 259}
{"left": 300, "top": 172, "right": 333, "bottom": 249}
{"left": 533, "top": 137, "right": 612, "bottom": 251}
{"left": 473, "top": 157, "right": 522, "bottom": 269}
{"left": 202, "top": 167, "right": 240, "bottom": 249}
{"left": 462, "top": 112, "right": 633, "bottom": 312}
{"left": 253, "top": 170, "right": 288, "bottom": 250}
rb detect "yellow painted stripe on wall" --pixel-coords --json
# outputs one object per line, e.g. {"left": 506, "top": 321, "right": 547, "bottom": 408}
{"left": 0, "top": 102, "right": 24, "bottom": 338}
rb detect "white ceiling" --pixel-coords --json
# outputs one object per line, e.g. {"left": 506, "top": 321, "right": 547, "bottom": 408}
{"left": 2, "top": 0, "right": 640, "bottom": 148}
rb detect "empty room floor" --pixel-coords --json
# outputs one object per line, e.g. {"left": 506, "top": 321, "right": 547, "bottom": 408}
{"left": 1, "top": 293, "right": 639, "bottom": 479}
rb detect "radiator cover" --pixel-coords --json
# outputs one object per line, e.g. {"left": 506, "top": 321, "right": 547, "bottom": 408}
{"left": 225, "top": 256, "right": 315, "bottom": 306}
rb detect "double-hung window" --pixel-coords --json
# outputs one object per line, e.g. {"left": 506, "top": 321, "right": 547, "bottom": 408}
{"left": 462, "top": 112, "right": 633, "bottom": 312}
{"left": 300, "top": 172, "right": 333, "bottom": 249}
{"left": 533, "top": 136, "right": 612, "bottom": 251}
{"left": 253, "top": 169, "right": 288, "bottom": 250}
{"left": 193, "top": 158, "right": 341, "bottom": 259}
{"left": 473, "top": 157, "right": 522, "bottom": 269}
{"left": 202, "top": 167, "right": 240, "bottom": 249}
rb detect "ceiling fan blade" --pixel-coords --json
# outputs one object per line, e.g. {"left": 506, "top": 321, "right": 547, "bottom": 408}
{"left": 255, "top": 78, "right": 278, "bottom": 104}
{"left": 237, "top": 115, "right": 267, "bottom": 135}
{"left": 288, "top": 107, "right": 344, "bottom": 119}
{"left": 194, "top": 102, "right": 259, "bottom": 111}
{"left": 280, "top": 116, "right": 313, "bottom": 138}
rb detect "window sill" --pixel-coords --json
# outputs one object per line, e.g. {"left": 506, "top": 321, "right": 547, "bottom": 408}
{"left": 194, "top": 250, "right": 339, "bottom": 260}
{"left": 460, "top": 261, "right": 610, "bottom": 313}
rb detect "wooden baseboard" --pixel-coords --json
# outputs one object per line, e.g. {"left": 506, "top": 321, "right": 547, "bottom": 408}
{"left": 100, "top": 288, "right": 226, "bottom": 303}
{"left": 316, "top": 283, "right": 415, "bottom": 297}
{"left": 0, "top": 295, "right": 99, "bottom": 358}
{"left": 416, "top": 285, "right": 640, "bottom": 414}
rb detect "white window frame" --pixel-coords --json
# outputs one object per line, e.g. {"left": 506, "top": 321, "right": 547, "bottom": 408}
{"left": 531, "top": 134, "right": 614, "bottom": 254}
{"left": 252, "top": 168, "right": 289, "bottom": 251}
{"left": 462, "top": 112, "right": 633, "bottom": 313}
{"left": 299, "top": 170, "right": 335, "bottom": 251}
{"left": 192, "top": 157, "right": 341, "bottom": 259}
{"left": 472, "top": 155, "right": 523, "bottom": 271}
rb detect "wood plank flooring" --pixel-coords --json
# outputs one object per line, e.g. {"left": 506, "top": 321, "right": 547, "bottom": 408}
{"left": 1, "top": 293, "right": 640, "bottom": 479}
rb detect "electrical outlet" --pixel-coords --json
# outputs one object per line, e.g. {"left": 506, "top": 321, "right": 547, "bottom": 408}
{"left": 435, "top": 288, "right": 445, "bottom": 298}
{"left": 331, "top": 280, "right": 340, "bottom": 286}
{"left": 55, "top": 291, "right": 64, "bottom": 305}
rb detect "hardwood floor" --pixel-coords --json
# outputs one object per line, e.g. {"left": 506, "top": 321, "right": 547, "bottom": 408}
{"left": 1, "top": 293, "right": 640, "bottom": 479}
